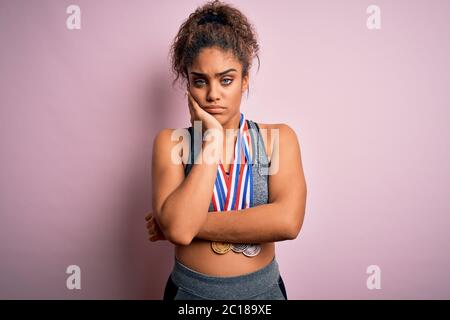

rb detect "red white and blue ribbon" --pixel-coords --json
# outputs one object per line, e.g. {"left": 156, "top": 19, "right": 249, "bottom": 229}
{"left": 211, "top": 113, "right": 254, "bottom": 212}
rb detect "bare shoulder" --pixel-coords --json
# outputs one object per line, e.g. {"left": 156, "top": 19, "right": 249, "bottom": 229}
{"left": 152, "top": 128, "right": 190, "bottom": 165}
{"left": 153, "top": 127, "right": 184, "bottom": 143}
{"left": 255, "top": 123, "right": 299, "bottom": 161}
{"left": 153, "top": 128, "right": 177, "bottom": 155}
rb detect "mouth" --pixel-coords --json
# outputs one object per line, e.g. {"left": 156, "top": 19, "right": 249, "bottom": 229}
{"left": 202, "top": 105, "right": 226, "bottom": 114}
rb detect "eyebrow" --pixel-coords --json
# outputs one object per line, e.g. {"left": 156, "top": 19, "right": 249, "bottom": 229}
{"left": 189, "top": 68, "right": 238, "bottom": 77}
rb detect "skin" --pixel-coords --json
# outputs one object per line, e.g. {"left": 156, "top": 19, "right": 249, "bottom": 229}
{"left": 148, "top": 46, "right": 307, "bottom": 276}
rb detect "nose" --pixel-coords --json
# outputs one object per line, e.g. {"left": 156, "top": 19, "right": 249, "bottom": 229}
{"left": 206, "top": 81, "right": 221, "bottom": 102}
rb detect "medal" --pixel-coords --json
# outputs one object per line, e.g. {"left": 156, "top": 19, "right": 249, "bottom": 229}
{"left": 209, "top": 113, "right": 261, "bottom": 257}
{"left": 230, "top": 243, "right": 249, "bottom": 253}
{"left": 243, "top": 244, "right": 261, "bottom": 257}
{"left": 211, "top": 241, "right": 231, "bottom": 254}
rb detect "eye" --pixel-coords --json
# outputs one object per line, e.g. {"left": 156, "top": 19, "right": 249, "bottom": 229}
{"left": 193, "top": 79, "right": 206, "bottom": 87}
{"left": 222, "top": 78, "right": 233, "bottom": 85}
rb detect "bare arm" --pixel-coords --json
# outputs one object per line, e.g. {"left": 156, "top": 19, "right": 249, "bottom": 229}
{"left": 151, "top": 128, "right": 220, "bottom": 245}
{"left": 195, "top": 124, "right": 307, "bottom": 243}
{"left": 195, "top": 203, "right": 297, "bottom": 243}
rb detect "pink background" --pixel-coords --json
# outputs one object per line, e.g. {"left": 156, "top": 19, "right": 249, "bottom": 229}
{"left": 1, "top": 0, "right": 449, "bottom": 299}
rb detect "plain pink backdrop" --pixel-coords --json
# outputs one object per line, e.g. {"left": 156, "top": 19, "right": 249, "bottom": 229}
{"left": 1, "top": 0, "right": 449, "bottom": 299}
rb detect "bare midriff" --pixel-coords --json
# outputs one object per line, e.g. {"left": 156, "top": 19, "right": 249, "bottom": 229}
{"left": 175, "top": 241, "right": 275, "bottom": 276}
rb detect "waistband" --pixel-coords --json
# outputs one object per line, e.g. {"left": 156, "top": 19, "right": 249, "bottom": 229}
{"left": 170, "top": 257, "right": 280, "bottom": 299}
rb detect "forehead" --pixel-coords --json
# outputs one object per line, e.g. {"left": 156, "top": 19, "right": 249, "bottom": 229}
{"left": 189, "top": 47, "right": 242, "bottom": 74}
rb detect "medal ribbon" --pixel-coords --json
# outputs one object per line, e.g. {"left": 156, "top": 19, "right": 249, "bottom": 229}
{"left": 211, "top": 113, "right": 254, "bottom": 212}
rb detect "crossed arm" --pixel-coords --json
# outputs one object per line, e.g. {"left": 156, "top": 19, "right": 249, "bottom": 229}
{"left": 196, "top": 202, "right": 304, "bottom": 244}
{"left": 195, "top": 124, "right": 306, "bottom": 243}
{"left": 150, "top": 124, "right": 307, "bottom": 245}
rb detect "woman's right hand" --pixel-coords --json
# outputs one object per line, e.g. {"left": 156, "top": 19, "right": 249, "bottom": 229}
{"left": 186, "top": 90, "right": 223, "bottom": 132}
{"left": 145, "top": 212, "right": 166, "bottom": 242}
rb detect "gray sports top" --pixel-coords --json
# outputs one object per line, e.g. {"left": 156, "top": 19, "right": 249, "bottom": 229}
{"left": 184, "top": 119, "right": 271, "bottom": 212}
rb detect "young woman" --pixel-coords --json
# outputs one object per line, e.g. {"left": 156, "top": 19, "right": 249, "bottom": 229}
{"left": 146, "top": 0, "right": 307, "bottom": 300}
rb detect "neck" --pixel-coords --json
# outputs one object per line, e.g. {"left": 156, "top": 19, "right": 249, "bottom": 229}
{"left": 220, "top": 112, "right": 241, "bottom": 154}
{"left": 221, "top": 112, "right": 241, "bottom": 131}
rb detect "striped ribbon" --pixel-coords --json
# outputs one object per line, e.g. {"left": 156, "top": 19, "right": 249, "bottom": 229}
{"left": 211, "top": 113, "right": 254, "bottom": 211}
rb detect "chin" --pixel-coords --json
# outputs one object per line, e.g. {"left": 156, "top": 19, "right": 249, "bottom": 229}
{"left": 213, "top": 114, "right": 227, "bottom": 121}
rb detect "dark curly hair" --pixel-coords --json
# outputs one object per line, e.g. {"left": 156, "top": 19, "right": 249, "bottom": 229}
{"left": 169, "top": 0, "right": 260, "bottom": 94}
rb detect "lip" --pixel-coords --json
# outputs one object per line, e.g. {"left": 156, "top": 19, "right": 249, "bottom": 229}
{"left": 203, "top": 105, "right": 226, "bottom": 114}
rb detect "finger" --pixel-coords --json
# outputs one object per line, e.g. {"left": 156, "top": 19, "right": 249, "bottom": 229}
{"left": 145, "top": 213, "right": 153, "bottom": 221}
{"left": 187, "top": 90, "right": 202, "bottom": 112}
{"left": 188, "top": 91, "right": 200, "bottom": 116}
{"left": 187, "top": 93, "right": 195, "bottom": 126}
{"left": 187, "top": 91, "right": 194, "bottom": 114}
{"left": 147, "top": 226, "right": 155, "bottom": 235}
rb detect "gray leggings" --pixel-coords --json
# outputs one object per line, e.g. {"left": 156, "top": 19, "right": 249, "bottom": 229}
{"left": 163, "top": 256, "right": 288, "bottom": 300}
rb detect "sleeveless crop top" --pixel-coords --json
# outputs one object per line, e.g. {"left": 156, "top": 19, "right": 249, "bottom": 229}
{"left": 183, "top": 119, "right": 271, "bottom": 212}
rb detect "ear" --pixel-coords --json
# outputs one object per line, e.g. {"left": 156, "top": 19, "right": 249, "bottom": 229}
{"left": 242, "top": 74, "right": 249, "bottom": 93}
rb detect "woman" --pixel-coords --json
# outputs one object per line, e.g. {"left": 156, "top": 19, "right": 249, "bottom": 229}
{"left": 146, "top": 0, "right": 307, "bottom": 300}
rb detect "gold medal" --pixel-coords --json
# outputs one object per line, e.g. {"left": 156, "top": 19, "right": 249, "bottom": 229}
{"left": 211, "top": 241, "right": 231, "bottom": 254}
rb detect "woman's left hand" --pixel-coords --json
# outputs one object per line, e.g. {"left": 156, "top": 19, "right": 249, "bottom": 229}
{"left": 145, "top": 212, "right": 166, "bottom": 242}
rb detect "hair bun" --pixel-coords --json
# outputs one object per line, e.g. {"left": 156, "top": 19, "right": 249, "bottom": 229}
{"left": 197, "top": 10, "right": 227, "bottom": 26}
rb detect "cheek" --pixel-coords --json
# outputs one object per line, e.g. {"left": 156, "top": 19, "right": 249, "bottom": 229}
{"left": 229, "top": 83, "right": 244, "bottom": 99}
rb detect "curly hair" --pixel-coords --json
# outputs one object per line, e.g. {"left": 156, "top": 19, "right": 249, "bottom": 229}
{"left": 169, "top": 0, "right": 260, "bottom": 93}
